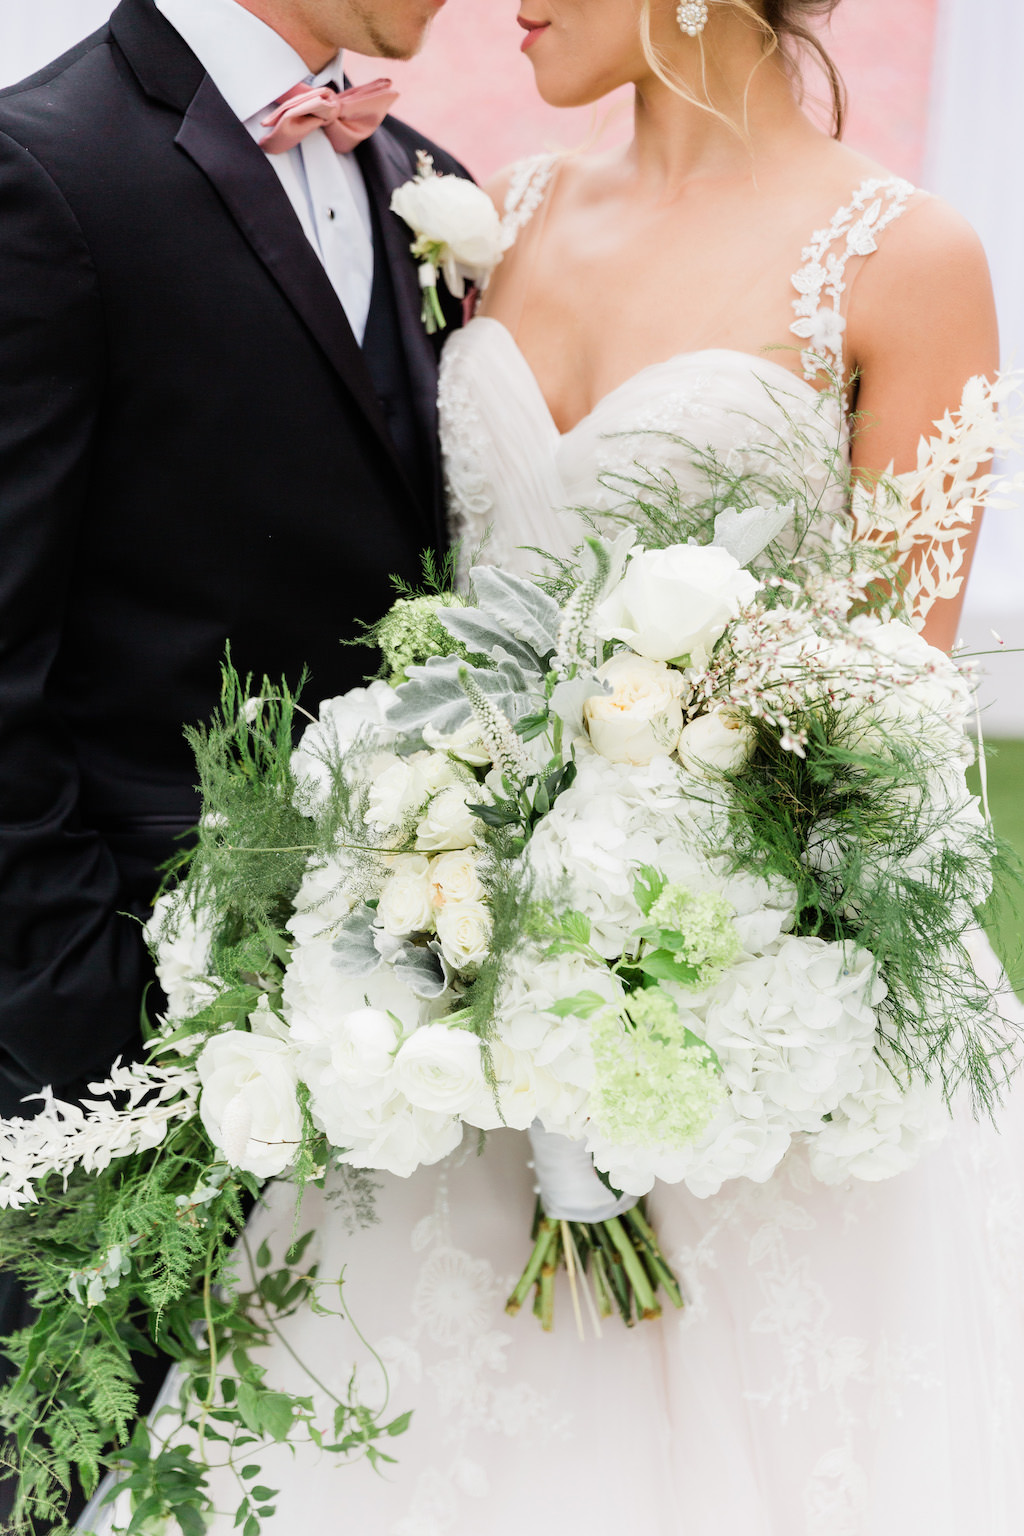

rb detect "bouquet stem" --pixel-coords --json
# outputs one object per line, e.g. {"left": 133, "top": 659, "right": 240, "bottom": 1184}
{"left": 506, "top": 1199, "right": 685, "bottom": 1333}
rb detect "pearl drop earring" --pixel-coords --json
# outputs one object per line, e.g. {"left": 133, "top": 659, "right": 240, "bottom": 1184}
{"left": 676, "top": 0, "right": 709, "bottom": 36}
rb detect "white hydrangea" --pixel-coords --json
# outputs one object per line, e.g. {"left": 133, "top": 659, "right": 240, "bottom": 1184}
{"left": 806, "top": 1041, "right": 950, "bottom": 1184}
{"left": 291, "top": 681, "right": 397, "bottom": 814}
{"left": 287, "top": 849, "right": 365, "bottom": 945}
{"left": 146, "top": 892, "right": 219, "bottom": 1022}
{"left": 700, "top": 937, "right": 885, "bottom": 1133}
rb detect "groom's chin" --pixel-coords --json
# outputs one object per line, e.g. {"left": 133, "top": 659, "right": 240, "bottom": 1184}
{"left": 353, "top": 0, "right": 443, "bottom": 61}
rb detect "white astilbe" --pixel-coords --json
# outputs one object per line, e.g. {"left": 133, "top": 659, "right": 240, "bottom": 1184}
{"left": 0, "top": 1059, "right": 200, "bottom": 1209}
{"left": 851, "top": 371, "right": 1024, "bottom": 630}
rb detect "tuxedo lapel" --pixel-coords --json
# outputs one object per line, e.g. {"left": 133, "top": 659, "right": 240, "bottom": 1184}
{"left": 176, "top": 79, "right": 405, "bottom": 471}
{"left": 110, "top": 0, "right": 409, "bottom": 490}
{"left": 357, "top": 128, "right": 445, "bottom": 534}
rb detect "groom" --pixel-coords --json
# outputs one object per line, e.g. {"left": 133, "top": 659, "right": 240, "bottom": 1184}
{"left": 0, "top": 0, "right": 464, "bottom": 1510}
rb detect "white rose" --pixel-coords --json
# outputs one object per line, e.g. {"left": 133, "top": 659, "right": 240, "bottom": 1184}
{"left": 393, "top": 1024, "right": 489, "bottom": 1115}
{"left": 678, "top": 708, "right": 756, "bottom": 774}
{"left": 595, "top": 544, "right": 758, "bottom": 665}
{"left": 584, "top": 653, "right": 685, "bottom": 765}
{"left": 428, "top": 849, "right": 486, "bottom": 909}
{"left": 415, "top": 783, "right": 481, "bottom": 852}
{"left": 435, "top": 899, "right": 492, "bottom": 971}
{"left": 390, "top": 173, "right": 505, "bottom": 289}
{"left": 378, "top": 854, "right": 435, "bottom": 936}
{"left": 423, "top": 719, "right": 493, "bottom": 767}
{"left": 197, "top": 1031, "right": 302, "bottom": 1178}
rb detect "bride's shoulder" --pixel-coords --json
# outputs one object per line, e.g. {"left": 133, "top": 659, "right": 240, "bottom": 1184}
{"left": 813, "top": 139, "right": 986, "bottom": 278}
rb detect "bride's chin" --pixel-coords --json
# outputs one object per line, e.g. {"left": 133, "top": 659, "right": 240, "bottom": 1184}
{"left": 527, "top": 63, "right": 619, "bottom": 110}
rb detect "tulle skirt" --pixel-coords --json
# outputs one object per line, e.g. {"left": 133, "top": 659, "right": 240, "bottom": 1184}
{"left": 84, "top": 937, "right": 1024, "bottom": 1536}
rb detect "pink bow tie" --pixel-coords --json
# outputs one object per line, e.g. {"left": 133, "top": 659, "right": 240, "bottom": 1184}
{"left": 259, "top": 78, "right": 398, "bottom": 155}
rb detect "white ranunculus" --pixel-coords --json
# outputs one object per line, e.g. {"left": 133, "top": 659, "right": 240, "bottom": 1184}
{"left": 435, "top": 899, "right": 492, "bottom": 971}
{"left": 390, "top": 173, "right": 505, "bottom": 291}
{"left": 197, "top": 1031, "right": 302, "bottom": 1178}
{"left": 366, "top": 756, "right": 425, "bottom": 831}
{"left": 461, "top": 1042, "right": 539, "bottom": 1132}
{"left": 423, "top": 719, "right": 493, "bottom": 767}
{"left": 415, "top": 783, "right": 481, "bottom": 852}
{"left": 678, "top": 708, "right": 756, "bottom": 775}
{"left": 595, "top": 544, "right": 759, "bottom": 665}
{"left": 378, "top": 853, "right": 435, "bottom": 936}
{"left": 584, "top": 653, "right": 685, "bottom": 766}
{"left": 393, "top": 1024, "right": 489, "bottom": 1115}
{"left": 338, "top": 1098, "right": 464, "bottom": 1178}
{"left": 428, "top": 848, "right": 486, "bottom": 910}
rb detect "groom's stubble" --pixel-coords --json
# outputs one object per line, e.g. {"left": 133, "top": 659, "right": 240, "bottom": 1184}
{"left": 233, "top": 0, "right": 443, "bottom": 69}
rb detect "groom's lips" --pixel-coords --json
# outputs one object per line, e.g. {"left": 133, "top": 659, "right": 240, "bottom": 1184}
{"left": 518, "top": 18, "right": 551, "bottom": 51}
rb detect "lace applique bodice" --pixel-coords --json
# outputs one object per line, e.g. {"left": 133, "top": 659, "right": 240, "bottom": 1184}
{"left": 439, "top": 170, "right": 916, "bottom": 575}
{"left": 500, "top": 153, "right": 558, "bottom": 247}
{"left": 789, "top": 176, "right": 915, "bottom": 381}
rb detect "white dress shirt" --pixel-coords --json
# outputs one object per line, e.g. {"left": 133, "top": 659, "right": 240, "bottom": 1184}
{"left": 155, "top": 0, "right": 375, "bottom": 342}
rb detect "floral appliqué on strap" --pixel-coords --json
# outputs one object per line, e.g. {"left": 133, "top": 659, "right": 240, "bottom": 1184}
{"left": 790, "top": 177, "right": 915, "bottom": 383}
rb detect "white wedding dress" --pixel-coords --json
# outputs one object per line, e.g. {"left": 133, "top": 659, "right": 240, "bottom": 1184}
{"left": 92, "top": 169, "right": 1024, "bottom": 1536}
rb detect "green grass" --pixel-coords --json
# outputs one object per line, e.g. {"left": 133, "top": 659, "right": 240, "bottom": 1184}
{"left": 967, "top": 739, "right": 1024, "bottom": 996}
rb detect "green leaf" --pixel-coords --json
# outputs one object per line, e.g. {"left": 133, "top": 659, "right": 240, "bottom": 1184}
{"left": 236, "top": 1380, "right": 263, "bottom": 1435}
{"left": 547, "top": 991, "right": 608, "bottom": 1020}
{"left": 284, "top": 1230, "right": 316, "bottom": 1267}
{"left": 255, "top": 1240, "right": 271, "bottom": 1269}
{"left": 250, "top": 1486, "right": 276, "bottom": 1502}
{"left": 240, "top": 1465, "right": 260, "bottom": 1480}
{"left": 514, "top": 710, "right": 550, "bottom": 741}
{"left": 633, "top": 866, "right": 667, "bottom": 916}
{"left": 636, "top": 951, "right": 702, "bottom": 985}
{"left": 258, "top": 1392, "right": 295, "bottom": 1442}
{"left": 244, "top": 1516, "right": 261, "bottom": 1536}
{"left": 385, "top": 1409, "right": 413, "bottom": 1437}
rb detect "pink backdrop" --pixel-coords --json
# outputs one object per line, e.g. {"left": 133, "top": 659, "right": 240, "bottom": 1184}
{"left": 348, "top": 0, "right": 938, "bottom": 182}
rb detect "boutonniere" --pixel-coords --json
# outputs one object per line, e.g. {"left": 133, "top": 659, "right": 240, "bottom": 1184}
{"left": 390, "top": 152, "right": 507, "bottom": 334}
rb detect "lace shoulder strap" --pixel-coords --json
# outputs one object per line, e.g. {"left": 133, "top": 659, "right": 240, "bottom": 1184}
{"left": 500, "top": 153, "right": 559, "bottom": 249}
{"left": 790, "top": 176, "right": 916, "bottom": 381}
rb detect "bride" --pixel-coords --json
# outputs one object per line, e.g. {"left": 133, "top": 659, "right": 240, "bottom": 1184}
{"left": 131, "top": 3, "right": 1024, "bottom": 1533}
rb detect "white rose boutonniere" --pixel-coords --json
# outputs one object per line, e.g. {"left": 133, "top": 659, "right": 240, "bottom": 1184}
{"left": 390, "top": 152, "right": 507, "bottom": 333}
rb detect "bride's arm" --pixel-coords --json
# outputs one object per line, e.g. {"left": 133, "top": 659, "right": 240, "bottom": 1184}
{"left": 845, "top": 197, "right": 999, "bottom": 654}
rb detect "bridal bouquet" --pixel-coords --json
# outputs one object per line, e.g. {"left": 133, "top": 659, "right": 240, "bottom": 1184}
{"left": 1, "top": 373, "right": 1020, "bottom": 1531}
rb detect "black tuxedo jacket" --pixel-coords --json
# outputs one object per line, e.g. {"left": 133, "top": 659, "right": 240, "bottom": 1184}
{"left": 0, "top": 0, "right": 466, "bottom": 1113}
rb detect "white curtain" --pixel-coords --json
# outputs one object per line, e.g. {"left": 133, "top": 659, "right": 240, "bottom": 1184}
{"left": 926, "top": 0, "right": 1024, "bottom": 732}
{"left": 0, "top": 0, "right": 114, "bottom": 88}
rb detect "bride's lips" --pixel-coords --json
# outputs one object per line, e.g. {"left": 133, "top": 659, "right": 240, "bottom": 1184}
{"left": 518, "top": 17, "right": 551, "bottom": 52}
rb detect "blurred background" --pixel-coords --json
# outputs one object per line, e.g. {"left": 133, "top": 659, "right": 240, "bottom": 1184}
{"left": 1, "top": 0, "right": 1020, "bottom": 965}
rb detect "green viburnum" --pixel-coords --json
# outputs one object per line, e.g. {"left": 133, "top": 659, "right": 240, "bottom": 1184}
{"left": 646, "top": 885, "right": 741, "bottom": 985}
{"left": 376, "top": 593, "right": 466, "bottom": 683}
{"left": 589, "top": 987, "right": 726, "bottom": 1149}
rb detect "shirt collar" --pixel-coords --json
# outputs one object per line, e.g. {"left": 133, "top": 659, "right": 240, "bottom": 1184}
{"left": 154, "top": 0, "right": 344, "bottom": 122}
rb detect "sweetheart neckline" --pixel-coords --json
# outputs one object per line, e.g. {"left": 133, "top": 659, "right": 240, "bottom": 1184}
{"left": 462, "top": 315, "right": 830, "bottom": 441}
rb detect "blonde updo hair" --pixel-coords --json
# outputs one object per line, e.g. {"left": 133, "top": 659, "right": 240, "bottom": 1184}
{"left": 641, "top": 0, "right": 847, "bottom": 140}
